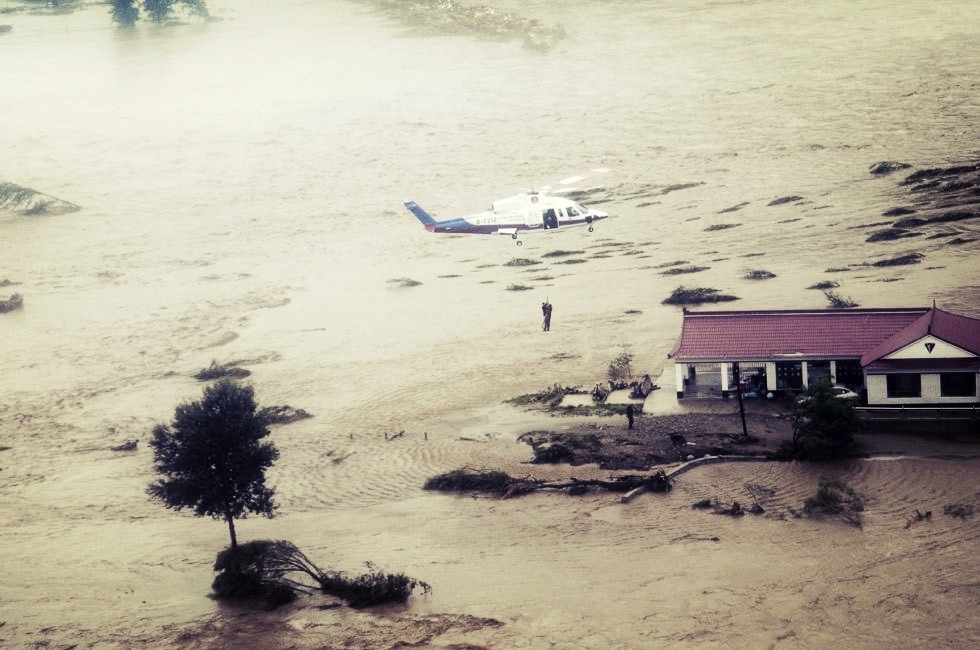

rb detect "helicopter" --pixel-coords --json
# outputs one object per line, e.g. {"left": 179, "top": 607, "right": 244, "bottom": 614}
{"left": 403, "top": 168, "right": 611, "bottom": 246}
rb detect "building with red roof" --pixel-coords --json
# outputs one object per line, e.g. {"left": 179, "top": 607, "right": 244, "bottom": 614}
{"left": 669, "top": 305, "right": 979, "bottom": 406}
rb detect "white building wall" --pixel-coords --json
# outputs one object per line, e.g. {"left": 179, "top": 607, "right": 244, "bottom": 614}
{"left": 867, "top": 373, "right": 980, "bottom": 406}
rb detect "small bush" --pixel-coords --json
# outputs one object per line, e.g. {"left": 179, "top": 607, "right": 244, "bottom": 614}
{"left": 504, "top": 258, "right": 541, "bottom": 266}
{"left": 607, "top": 351, "right": 633, "bottom": 382}
{"left": 542, "top": 250, "right": 585, "bottom": 258}
{"left": 743, "top": 269, "right": 776, "bottom": 280}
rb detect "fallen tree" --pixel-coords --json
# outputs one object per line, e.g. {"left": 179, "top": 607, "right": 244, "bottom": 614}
{"left": 423, "top": 467, "right": 672, "bottom": 498}
{"left": 212, "top": 540, "right": 431, "bottom": 608}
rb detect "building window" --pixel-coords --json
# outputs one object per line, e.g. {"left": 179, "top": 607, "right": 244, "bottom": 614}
{"left": 886, "top": 374, "right": 921, "bottom": 398}
{"left": 835, "top": 360, "right": 863, "bottom": 387}
{"left": 775, "top": 361, "right": 803, "bottom": 390}
{"left": 941, "top": 373, "right": 977, "bottom": 397}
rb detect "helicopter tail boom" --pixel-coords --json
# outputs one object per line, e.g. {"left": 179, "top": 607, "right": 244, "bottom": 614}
{"left": 404, "top": 201, "right": 438, "bottom": 230}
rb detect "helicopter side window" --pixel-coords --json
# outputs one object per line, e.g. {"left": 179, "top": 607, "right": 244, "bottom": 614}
{"left": 565, "top": 206, "right": 580, "bottom": 217}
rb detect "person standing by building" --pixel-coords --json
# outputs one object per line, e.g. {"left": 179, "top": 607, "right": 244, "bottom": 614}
{"left": 542, "top": 300, "right": 553, "bottom": 331}
{"left": 626, "top": 403, "right": 635, "bottom": 429}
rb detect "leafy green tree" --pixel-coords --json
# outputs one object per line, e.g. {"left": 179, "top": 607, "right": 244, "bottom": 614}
{"left": 148, "top": 381, "right": 279, "bottom": 549}
{"left": 786, "top": 375, "right": 862, "bottom": 460}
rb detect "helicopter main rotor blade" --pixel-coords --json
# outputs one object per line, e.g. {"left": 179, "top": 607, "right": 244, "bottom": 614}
{"left": 537, "top": 168, "right": 611, "bottom": 194}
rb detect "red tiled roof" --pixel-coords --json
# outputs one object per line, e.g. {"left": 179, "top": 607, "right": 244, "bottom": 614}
{"left": 861, "top": 306, "right": 980, "bottom": 365}
{"left": 669, "top": 308, "right": 929, "bottom": 362}
{"left": 864, "top": 358, "right": 980, "bottom": 374}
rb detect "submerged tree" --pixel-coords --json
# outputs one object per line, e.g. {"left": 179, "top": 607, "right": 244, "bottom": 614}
{"left": 109, "top": 0, "right": 209, "bottom": 27}
{"left": 784, "top": 376, "right": 862, "bottom": 460}
{"left": 148, "top": 380, "right": 279, "bottom": 549}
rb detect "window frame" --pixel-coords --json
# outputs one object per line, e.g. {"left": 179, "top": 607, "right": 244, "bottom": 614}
{"left": 886, "top": 373, "right": 921, "bottom": 398}
{"left": 940, "top": 372, "right": 977, "bottom": 398}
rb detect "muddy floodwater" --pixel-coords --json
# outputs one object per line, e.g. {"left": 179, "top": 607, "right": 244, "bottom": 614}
{"left": 2, "top": 0, "right": 980, "bottom": 647}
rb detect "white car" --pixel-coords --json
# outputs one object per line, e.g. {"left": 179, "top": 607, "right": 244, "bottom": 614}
{"left": 796, "top": 385, "right": 860, "bottom": 403}
{"left": 830, "top": 385, "right": 860, "bottom": 401}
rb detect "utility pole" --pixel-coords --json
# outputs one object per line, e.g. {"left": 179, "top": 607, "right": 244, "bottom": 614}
{"left": 733, "top": 362, "right": 749, "bottom": 440}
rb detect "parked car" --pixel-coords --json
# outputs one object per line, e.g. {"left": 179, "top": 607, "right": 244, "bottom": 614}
{"left": 796, "top": 384, "right": 860, "bottom": 403}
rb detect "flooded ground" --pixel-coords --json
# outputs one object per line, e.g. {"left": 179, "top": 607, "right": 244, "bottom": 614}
{"left": 1, "top": 0, "right": 979, "bottom": 647}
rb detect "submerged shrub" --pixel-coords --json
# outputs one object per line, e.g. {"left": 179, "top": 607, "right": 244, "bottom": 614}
{"left": 704, "top": 223, "right": 741, "bottom": 232}
{"left": 424, "top": 468, "right": 513, "bottom": 492}
{"left": 532, "top": 443, "right": 574, "bottom": 464}
{"left": 824, "top": 290, "right": 858, "bottom": 308}
{"left": 319, "top": 563, "right": 431, "bottom": 609}
{"left": 193, "top": 360, "right": 251, "bottom": 381}
{"left": 872, "top": 252, "right": 924, "bottom": 267}
{"left": 807, "top": 280, "right": 839, "bottom": 290}
{"left": 660, "top": 265, "right": 709, "bottom": 276}
{"left": 387, "top": 277, "right": 422, "bottom": 287}
{"left": 768, "top": 195, "right": 804, "bottom": 206}
{"left": 663, "top": 287, "right": 739, "bottom": 305}
{"left": 803, "top": 477, "right": 865, "bottom": 528}
{"left": 866, "top": 228, "right": 920, "bottom": 242}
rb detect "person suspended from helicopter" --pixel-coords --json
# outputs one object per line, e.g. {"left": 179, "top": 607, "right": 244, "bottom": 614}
{"left": 626, "top": 403, "right": 635, "bottom": 429}
{"left": 542, "top": 300, "right": 553, "bottom": 332}
{"left": 543, "top": 208, "right": 559, "bottom": 229}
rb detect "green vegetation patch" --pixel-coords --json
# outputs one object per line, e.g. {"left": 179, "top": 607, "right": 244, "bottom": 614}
{"left": 506, "top": 284, "right": 534, "bottom": 291}
{"left": 743, "top": 269, "right": 776, "bottom": 280}
{"left": 542, "top": 249, "right": 585, "bottom": 258}
{"left": 504, "top": 258, "right": 541, "bottom": 266}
